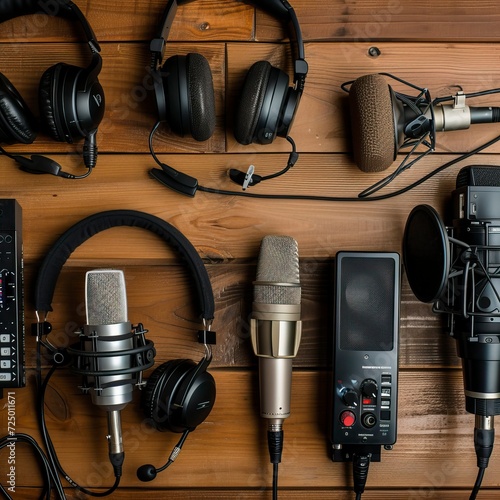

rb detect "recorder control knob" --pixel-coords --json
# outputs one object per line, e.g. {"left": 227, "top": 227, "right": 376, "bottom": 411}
{"left": 361, "top": 379, "right": 378, "bottom": 399}
{"left": 341, "top": 389, "right": 359, "bottom": 408}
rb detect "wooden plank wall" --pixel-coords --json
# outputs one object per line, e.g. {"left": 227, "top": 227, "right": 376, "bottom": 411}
{"left": 1, "top": 0, "right": 500, "bottom": 498}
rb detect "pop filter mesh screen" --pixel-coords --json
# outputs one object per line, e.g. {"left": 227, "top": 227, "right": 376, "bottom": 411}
{"left": 338, "top": 257, "right": 395, "bottom": 351}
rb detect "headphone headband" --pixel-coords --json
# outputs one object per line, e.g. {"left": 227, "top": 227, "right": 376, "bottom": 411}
{"left": 34, "top": 210, "right": 215, "bottom": 322}
{"left": 150, "top": 0, "right": 307, "bottom": 89}
{"left": 0, "top": 0, "right": 101, "bottom": 53}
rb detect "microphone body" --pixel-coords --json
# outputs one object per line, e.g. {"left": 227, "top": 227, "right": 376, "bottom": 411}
{"left": 447, "top": 171, "right": 500, "bottom": 417}
{"left": 403, "top": 166, "right": 500, "bottom": 492}
{"left": 83, "top": 270, "right": 131, "bottom": 457}
{"left": 251, "top": 236, "right": 302, "bottom": 430}
{"left": 445, "top": 167, "right": 500, "bottom": 474}
{"left": 69, "top": 269, "right": 155, "bottom": 473}
{"left": 349, "top": 74, "right": 500, "bottom": 172}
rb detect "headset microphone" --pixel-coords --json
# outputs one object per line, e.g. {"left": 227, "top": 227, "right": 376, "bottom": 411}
{"left": 347, "top": 73, "right": 500, "bottom": 173}
{"left": 136, "top": 430, "right": 190, "bottom": 482}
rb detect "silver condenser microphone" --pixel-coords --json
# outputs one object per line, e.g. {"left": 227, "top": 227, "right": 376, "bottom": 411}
{"left": 70, "top": 269, "right": 155, "bottom": 475}
{"left": 85, "top": 270, "right": 131, "bottom": 459}
{"left": 251, "top": 235, "right": 302, "bottom": 480}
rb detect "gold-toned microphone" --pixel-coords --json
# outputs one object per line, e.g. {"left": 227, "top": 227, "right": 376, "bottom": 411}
{"left": 251, "top": 235, "right": 302, "bottom": 498}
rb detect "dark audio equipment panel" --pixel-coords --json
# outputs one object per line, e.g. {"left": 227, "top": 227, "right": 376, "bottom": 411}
{"left": 331, "top": 252, "right": 400, "bottom": 461}
{"left": 0, "top": 200, "right": 24, "bottom": 389}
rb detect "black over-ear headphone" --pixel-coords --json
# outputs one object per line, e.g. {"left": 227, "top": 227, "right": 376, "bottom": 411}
{"left": 0, "top": 0, "right": 105, "bottom": 179}
{"left": 149, "top": 0, "right": 308, "bottom": 195}
{"left": 33, "top": 210, "right": 216, "bottom": 483}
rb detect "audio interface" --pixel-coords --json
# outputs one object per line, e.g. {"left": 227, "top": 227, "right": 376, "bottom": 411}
{"left": 0, "top": 200, "right": 24, "bottom": 389}
{"left": 331, "top": 252, "right": 400, "bottom": 461}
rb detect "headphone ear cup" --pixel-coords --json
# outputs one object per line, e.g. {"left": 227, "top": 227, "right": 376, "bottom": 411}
{"left": 142, "top": 359, "right": 183, "bottom": 431}
{"left": 0, "top": 73, "right": 37, "bottom": 144}
{"left": 234, "top": 60, "right": 289, "bottom": 146}
{"left": 142, "top": 358, "right": 216, "bottom": 433}
{"left": 38, "top": 64, "right": 67, "bottom": 142}
{"left": 186, "top": 53, "right": 216, "bottom": 141}
{"left": 173, "top": 361, "right": 215, "bottom": 431}
{"left": 39, "top": 63, "right": 105, "bottom": 144}
{"left": 161, "top": 53, "right": 215, "bottom": 141}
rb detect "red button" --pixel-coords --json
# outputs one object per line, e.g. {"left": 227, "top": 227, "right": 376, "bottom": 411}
{"left": 340, "top": 410, "right": 356, "bottom": 427}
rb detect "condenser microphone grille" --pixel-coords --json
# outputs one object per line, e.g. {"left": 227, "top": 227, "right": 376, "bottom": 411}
{"left": 254, "top": 235, "right": 300, "bottom": 305}
{"left": 86, "top": 270, "right": 128, "bottom": 325}
{"left": 349, "top": 74, "right": 396, "bottom": 172}
{"left": 338, "top": 256, "right": 395, "bottom": 351}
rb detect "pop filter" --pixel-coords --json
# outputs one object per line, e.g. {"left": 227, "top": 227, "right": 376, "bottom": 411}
{"left": 402, "top": 204, "right": 450, "bottom": 303}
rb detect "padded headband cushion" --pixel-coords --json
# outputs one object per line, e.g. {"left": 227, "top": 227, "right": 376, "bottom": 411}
{"left": 34, "top": 210, "right": 215, "bottom": 320}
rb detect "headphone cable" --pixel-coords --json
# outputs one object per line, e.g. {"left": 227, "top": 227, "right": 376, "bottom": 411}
{"left": 0, "top": 144, "right": 94, "bottom": 179}
{"left": 35, "top": 336, "right": 122, "bottom": 497}
{"left": 194, "top": 130, "right": 500, "bottom": 201}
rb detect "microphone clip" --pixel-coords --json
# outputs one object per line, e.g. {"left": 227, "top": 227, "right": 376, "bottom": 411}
{"left": 229, "top": 166, "right": 262, "bottom": 189}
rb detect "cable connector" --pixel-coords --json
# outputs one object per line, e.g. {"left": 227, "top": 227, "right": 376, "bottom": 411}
{"left": 352, "top": 452, "right": 371, "bottom": 498}
{"left": 474, "top": 415, "right": 495, "bottom": 469}
{"left": 267, "top": 429, "right": 284, "bottom": 464}
{"left": 109, "top": 451, "right": 125, "bottom": 478}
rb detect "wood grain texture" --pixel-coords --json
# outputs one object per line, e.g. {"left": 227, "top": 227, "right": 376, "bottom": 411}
{"left": 2, "top": 370, "right": 495, "bottom": 491}
{"left": 20, "top": 263, "right": 452, "bottom": 371}
{"left": 0, "top": 1, "right": 499, "bottom": 498}
{"left": 256, "top": 1, "right": 500, "bottom": 42}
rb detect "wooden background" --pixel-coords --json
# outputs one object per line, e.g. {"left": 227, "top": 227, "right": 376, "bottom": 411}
{"left": 2, "top": 0, "right": 500, "bottom": 498}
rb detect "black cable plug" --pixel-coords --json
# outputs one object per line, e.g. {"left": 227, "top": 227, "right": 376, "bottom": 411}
{"left": 352, "top": 452, "right": 371, "bottom": 499}
{"left": 268, "top": 429, "right": 284, "bottom": 500}
{"left": 268, "top": 429, "right": 284, "bottom": 464}
{"left": 109, "top": 451, "right": 125, "bottom": 478}
{"left": 470, "top": 415, "right": 495, "bottom": 499}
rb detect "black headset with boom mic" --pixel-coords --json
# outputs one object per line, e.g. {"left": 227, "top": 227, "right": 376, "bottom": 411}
{"left": 148, "top": 0, "right": 308, "bottom": 196}
{"left": 0, "top": 0, "right": 105, "bottom": 179}
{"left": 33, "top": 210, "right": 217, "bottom": 490}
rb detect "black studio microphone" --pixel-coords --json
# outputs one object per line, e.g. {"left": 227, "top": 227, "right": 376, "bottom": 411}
{"left": 348, "top": 74, "right": 500, "bottom": 173}
{"left": 250, "top": 235, "right": 302, "bottom": 491}
{"left": 403, "top": 165, "right": 500, "bottom": 498}
{"left": 69, "top": 269, "right": 155, "bottom": 477}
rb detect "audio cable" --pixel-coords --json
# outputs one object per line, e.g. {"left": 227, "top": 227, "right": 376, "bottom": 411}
{"left": 149, "top": 126, "right": 500, "bottom": 203}
{"left": 470, "top": 415, "right": 495, "bottom": 499}
{"left": 0, "top": 130, "right": 97, "bottom": 179}
{"left": 267, "top": 427, "right": 284, "bottom": 500}
{"left": 0, "top": 324, "right": 123, "bottom": 498}
{"left": 34, "top": 321, "right": 123, "bottom": 497}
{"left": 352, "top": 451, "right": 371, "bottom": 500}
{"left": 0, "top": 432, "right": 65, "bottom": 500}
